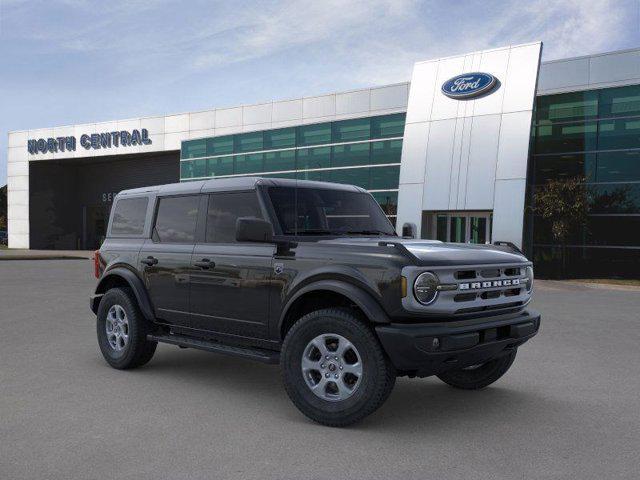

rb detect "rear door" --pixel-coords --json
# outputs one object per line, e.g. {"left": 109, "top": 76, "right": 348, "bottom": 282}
{"left": 189, "top": 191, "right": 274, "bottom": 338}
{"left": 140, "top": 194, "right": 201, "bottom": 326}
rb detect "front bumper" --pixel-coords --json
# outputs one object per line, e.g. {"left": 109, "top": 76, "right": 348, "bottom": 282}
{"left": 375, "top": 309, "right": 541, "bottom": 377}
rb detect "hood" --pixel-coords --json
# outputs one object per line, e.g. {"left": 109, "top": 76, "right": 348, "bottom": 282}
{"left": 317, "top": 236, "right": 528, "bottom": 266}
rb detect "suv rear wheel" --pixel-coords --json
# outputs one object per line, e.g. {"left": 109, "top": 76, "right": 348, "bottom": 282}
{"left": 436, "top": 349, "right": 517, "bottom": 390}
{"left": 97, "top": 287, "right": 157, "bottom": 369}
{"left": 281, "top": 308, "right": 395, "bottom": 427}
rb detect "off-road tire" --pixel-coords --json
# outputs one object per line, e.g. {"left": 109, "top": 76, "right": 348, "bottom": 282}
{"left": 96, "top": 287, "right": 157, "bottom": 369}
{"left": 437, "top": 349, "right": 517, "bottom": 390}
{"left": 281, "top": 308, "right": 396, "bottom": 427}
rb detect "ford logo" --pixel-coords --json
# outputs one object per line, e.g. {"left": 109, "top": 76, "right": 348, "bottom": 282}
{"left": 441, "top": 72, "right": 497, "bottom": 99}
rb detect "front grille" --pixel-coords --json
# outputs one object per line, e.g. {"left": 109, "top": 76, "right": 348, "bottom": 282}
{"left": 402, "top": 262, "right": 532, "bottom": 317}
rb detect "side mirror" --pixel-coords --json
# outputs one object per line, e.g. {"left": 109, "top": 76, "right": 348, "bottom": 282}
{"left": 236, "top": 217, "right": 273, "bottom": 243}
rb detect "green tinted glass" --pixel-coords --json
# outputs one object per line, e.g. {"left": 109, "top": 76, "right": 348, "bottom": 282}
{"left": 207, "top": 156, "right": 234, "bottom": 177}
{"left": 535, "top": 91, "right": 598, "bottom": 123}
{"left": 206, "top": 136, "right": 233, "bottom": 156}
{"left": 297, "top": 170, "right": 330, "bottom": 182}
{"left": 181, "top": 139, "right": 206, "bottom": 159}
{"left": 532, "top": 153, "right": 597, "bottom": 183}
{"left": 234, "top": 153, "right": 264, "bottom": 174}
{"left": 296, "top": 147, "right": 331, "bottom": 170}
{"left": 328, "top": 168, "right": 370, "bottom": 189}
{"left": 371, "top": 191, "right": 398, "bottom": 216}
{"left": 369, "top": 166, "right": 400, "bottom": 190}
{"left": 264, "top": 128, "right": 296, "bottom": 149}
{"left": 234, "top": 132, "right": 263, "bottom": 153}
{"left": 596, "top": 151, "right": 640, "bottom": 182}
{"left": 534, "top": 121, "right": 598, "bottom": 154}
{"left": 598, "top": 84, "right": 640, "bottom": 118}
{"left": 264, "top": 150, "right": 295, "bottom": 172}
{"left": 371, "top": 113, "right": 406, "bottom": 139}
{"left": 598, "top": 119, "right": 640, "bottom": 150}
{"left": 371, "top": 139, "right": 402, "bottom": 164}
{"left": 297, "top": 123, "right": 332, "bottom": 146}
{"left": 180, "top": 160, "right": 194, "bottom": 178}
{"left": 332, "top": 118, "right": 370, "bottom": 142}
{"left": 332, "top": 143, "right": 370, "bottom": 167}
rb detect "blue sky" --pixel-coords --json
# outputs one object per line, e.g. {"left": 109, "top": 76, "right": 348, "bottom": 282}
{"left": 2, "top": 0, "right": 640, "bottom": 186}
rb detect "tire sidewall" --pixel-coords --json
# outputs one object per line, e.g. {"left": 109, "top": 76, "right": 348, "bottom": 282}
{"left": 96, "top": 288, "right": 145, "bottom": 369}
{"left": 281, "top": 309, "right": 392, "bottom": 422}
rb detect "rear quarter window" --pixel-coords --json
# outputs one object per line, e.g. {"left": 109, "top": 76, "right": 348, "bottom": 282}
{"left": 110, "top": 197, "right": 149, "bottom": 236}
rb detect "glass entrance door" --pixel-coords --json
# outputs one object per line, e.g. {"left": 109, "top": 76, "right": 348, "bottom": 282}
{"left": 432, "top": 212, "right": 492, "bottom": 244}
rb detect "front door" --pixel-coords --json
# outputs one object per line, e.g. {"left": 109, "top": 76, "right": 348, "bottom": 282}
{"left": 433, "top": 212, "right": 492, "bottom": 244}
{"left": 189, "top": 191, "right": 274, "bottom": 338}
{"left": 140, "top": 194, "right": 201, "bottom": 326}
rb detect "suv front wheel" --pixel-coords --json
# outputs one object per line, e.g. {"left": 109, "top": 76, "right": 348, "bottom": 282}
{"left": 281, "top": 308, "right": 396, "bottom": 427}
{"left": 96, "top": 287, "right": 157, "bottom": 369}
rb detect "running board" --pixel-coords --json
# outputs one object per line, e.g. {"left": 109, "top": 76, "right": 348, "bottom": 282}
{"left": 147, "top": 333, "right": 280, "bottom": 364}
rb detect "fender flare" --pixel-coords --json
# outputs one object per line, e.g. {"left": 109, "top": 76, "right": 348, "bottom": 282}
{"left": 278, "top": 279, "right": 391, "bottom": 333}
{"left": 92, "top": 267, "right": 155, "bottom": 321}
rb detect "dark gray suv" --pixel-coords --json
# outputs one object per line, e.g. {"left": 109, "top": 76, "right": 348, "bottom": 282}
{"left": 91, "top": 177, "right": 540, "bottom": 426}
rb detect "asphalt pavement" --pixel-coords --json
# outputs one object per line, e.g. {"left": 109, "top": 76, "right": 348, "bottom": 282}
{"left": 1, "top": 260, "right": 639, "bottom": 480}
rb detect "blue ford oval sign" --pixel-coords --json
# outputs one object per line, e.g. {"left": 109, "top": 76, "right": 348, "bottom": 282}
{"left": 441, "top": 72, "right": 497, "bottom": 99}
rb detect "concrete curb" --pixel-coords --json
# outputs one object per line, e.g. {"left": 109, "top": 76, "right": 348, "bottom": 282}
{"left": 0, "top": 255, "right": 91, "bottom": 261}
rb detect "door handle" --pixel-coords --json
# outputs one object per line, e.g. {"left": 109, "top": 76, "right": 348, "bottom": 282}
{"left": 141, "top": 256, "right": 158, "bottom": 266}
{"left": 194, "top": 258, "right": 214, "bottom": 269}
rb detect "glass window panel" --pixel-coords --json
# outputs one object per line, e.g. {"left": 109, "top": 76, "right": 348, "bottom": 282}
{"left": 206, "top": 136, "right": 233, "bottom": 156}
{"left": 469, "top": 217, "right": 487, "bottom": 244}
{"left": 590, "top": 183, "right": 640, "bottom": 214}
{"left": 262, "top": 172, "right": 297, "bottom": 179}
{"left": 535, "top": 91, "right": 598, "bottom": 123}
{"left": 180, "top": 160, "right": 194, "bottom": 179}
{"left": 206, "top": 192, "right": 263, "bottom": 243}
{"left": 595, "top": 151, "right": 640, "bottom": 182}
{"left": 371, "top": 140, "right": 402, "bottom": 164}
{"left": 264, "top": 128, "right": 296, "bottom": 149}
{"left": 297, "top": 123, "right": 332, "bottom": 146}
{"left": 154, "top": 195, "right": 200, "bottom": 244}
{"left": 534, "top": 121, "right": 598, "bottom": 154}
{"left": 110, "top": 197, "right": 148, "bottom": 236}
{"left": 264, "top": 150, "right": 295, "bottom": 172}
{"left": 296, "top": 147, "right": 331, "bottom": 170}
{"left": 331, "top": 143, "right": 370, "bottom": 167}
{"left": 371, "top": 113, "right": 406, "bottom": 139}
{"left": 327, "top": 168, "right": 370, "bottom": 189}
{"left": 207, "top": 156, "right": 234, "bottom": 177}
{"left": 369, "top": 166, "right": 400, "bottom": 190}
{"left": 234, "top": 153, "right": 264, "bottom": 174}
{"left": 181, "top": 139, "right": 206, "bottom": 159}
{"left": 234, "top": 131, "right": 263, "bottom": 153}
{"left": 297, "top": 169, "right": 330, "bottom": 182}
{"left": 449, "top": 217, "right": 466, "bottom": 243}
{"left": 436, "top": 214, "right": 448, "bottom": 242}
{"left": 597, "top": 119, "right": 640, "bottom": 150}
{"left": 332, "top": 118, "right": 370, "bottom": 142}
{"left": 598, "top": 84, "right": 640, "bottom": 118}
{"left": 371, "top": 191, "right": 398, "bottom": 216}
{"left": 532, "top": 153, "right": 597, "bottom": 183}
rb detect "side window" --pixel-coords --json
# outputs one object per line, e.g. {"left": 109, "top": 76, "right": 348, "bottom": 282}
{"left": 110, "top": 197, "right": 148, "bottom": 236}
{"left": 206, "top": 192, "right": 263, "bottom": 243}
{"left": 154, "top": 195, "right": 200, "bottom": 243}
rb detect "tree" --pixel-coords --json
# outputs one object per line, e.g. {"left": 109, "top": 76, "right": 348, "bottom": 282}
{"left": 534, "top": 177, "right": 589, "bottom": 277}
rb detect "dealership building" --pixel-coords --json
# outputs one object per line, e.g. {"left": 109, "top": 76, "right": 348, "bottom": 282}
{"left": 6, "top": 42, "right": 640, "bottom": 277}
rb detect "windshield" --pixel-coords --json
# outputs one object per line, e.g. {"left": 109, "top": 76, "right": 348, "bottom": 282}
{"left": 267, "top": 186, "right": 396, "bottom": 236}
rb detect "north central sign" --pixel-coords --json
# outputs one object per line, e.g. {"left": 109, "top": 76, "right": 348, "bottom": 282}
{"left": 441, "top": 72, "right": 497, "bottom": 99}
{"left": 27, "top": 128, "right": 152, "bottom": 155}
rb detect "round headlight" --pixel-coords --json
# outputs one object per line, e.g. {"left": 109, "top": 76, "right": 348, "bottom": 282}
{"left": 525, "top": 266, "right": 534, "bottom": 293}
{"left": 414, "top": 272, "right": 439, "bottom": 305}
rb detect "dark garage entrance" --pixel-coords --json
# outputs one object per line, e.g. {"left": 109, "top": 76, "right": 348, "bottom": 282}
{"left": 29, "top": 151, "right": 179, "bottom": 250}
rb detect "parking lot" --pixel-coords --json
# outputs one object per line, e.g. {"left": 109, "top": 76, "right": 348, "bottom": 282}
{"left": 1, "top": 259, "right": 639, "bottom": 480}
